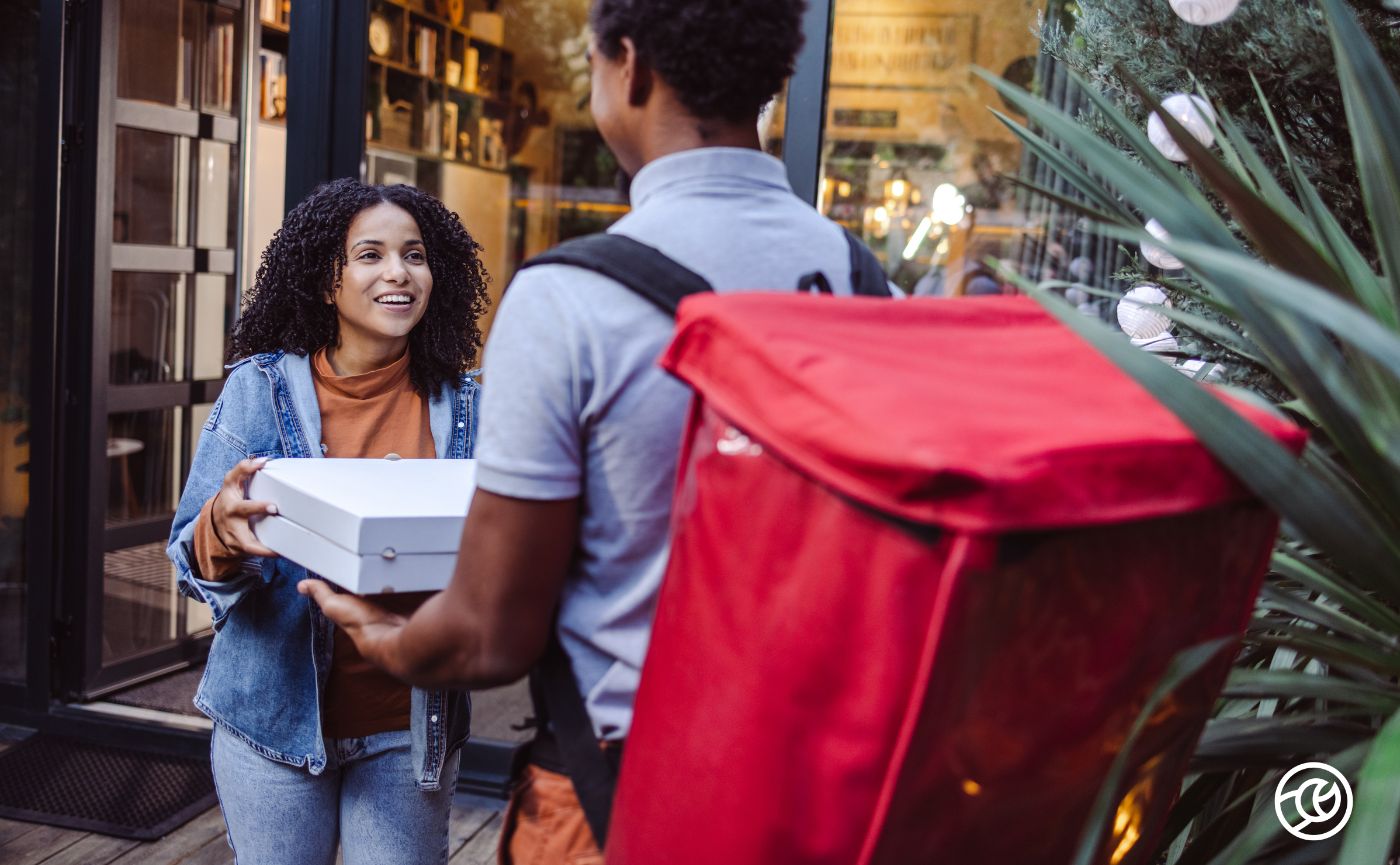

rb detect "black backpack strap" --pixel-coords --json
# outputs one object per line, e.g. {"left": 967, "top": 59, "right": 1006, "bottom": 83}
{"left": 530, "top": 633, "right": 618, "bottom": 848}
{"left": 516, "top": 233, "right": 708, "bottom": 848}
{"left": 515, "top": 229, "right": 881, "bottom": 848}
{"left": 520, "top": 233, "right": 714, "bottom": 316}
{"left": 797, "top": 270, "right": 834, "bottom": 295}
{"left": 843, "top": 229, "right": 892, "bottom": 297}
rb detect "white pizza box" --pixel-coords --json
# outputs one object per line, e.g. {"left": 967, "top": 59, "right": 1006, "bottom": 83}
{"left": 249, "top": 458, "right": 476, "bottom": 594}
{"left": 254, "top": 514, "right": 460, "bottom": 594}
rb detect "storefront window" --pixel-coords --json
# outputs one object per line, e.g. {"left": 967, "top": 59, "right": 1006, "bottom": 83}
{"left": 88, "top": 0, "right": 249, "bottom": 685}
{"left": 118, "top": 0, "right": 200, "bottom": 109}
{"left": 818, "top": 0, "right": 1045, "bottom": 296}
{"left": 249, "top": 0, "right": 290, "bottom": 276}
{"left": 104, "top": 405, "right": 184, "bottom": 665}
{"left": 0, "top": 0, "right": 39, "bottom": 681}
{"left": 358, "top": 0, "right": 628, "bottom": 332}
{"left": 114, "top": 129, "right": 188, "bottom": 248}
{"left": 111, "top": 273, "right": 186, "bottom": 385}
{"left": 346, "top": 0, "right": 627, "bottom": 742}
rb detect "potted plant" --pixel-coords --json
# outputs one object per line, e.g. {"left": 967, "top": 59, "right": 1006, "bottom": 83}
{"left": 980, "top": 0, "right": 1400, "bottom": 860}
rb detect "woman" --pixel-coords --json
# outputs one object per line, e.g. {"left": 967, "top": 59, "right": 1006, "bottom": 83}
{"left": 167, "top": 178, "right": 490, "bottom": 864}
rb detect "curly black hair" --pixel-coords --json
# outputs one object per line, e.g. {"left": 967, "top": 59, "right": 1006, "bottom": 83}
{"left": 229, "top": 178, "right": 490, "bottom": 397}
{"left": 591, "top": 0, "right": 806, "bottom": 124}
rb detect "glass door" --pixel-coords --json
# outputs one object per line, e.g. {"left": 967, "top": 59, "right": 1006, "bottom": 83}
{"left": 815, "top": 0, "right": 1048, "bottom": 296}
{"left": 65, "top": 0, "right": 253, "bottom": 698}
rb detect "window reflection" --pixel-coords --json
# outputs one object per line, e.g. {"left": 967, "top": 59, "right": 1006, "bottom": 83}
{"left": 118, "top": 0, "right": 198, "bottom": 108}
{"left": 111, "top": 273, "right": 186, "bottom": 385}
{"left": 106, "top": 409, "right": 181, "bottom": 526}
{"left": 103, "top": 541, "right": 180, "bottom": 664}
{"left": 819, "top": 0, "right": 1046, "bottom": 296}
{"left": 361, "top": 0, "right": 625, "bottom": 335}
{"left": 114, "top": 128, "right": 188, "bottom": 247}
{"left": 201, "top": 4, "right": 241, "bottom": 115}
{"left": 1, "top": 0, "right": 40, "bottom": 680}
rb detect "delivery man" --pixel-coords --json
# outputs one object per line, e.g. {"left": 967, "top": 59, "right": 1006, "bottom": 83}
{"left": 302, "top": 0, "right": 880, "bottom": 859}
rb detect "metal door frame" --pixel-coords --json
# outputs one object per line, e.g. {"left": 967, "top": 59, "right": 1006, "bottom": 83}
{"left": 53, "top": 0, "right": 260, "bottom": 701}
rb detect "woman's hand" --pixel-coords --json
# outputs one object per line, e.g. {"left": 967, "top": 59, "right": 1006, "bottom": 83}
{"left": 209, "top": 457, "right": 279, "bottom": 559}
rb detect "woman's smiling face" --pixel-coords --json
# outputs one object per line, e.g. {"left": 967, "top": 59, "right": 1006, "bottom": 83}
{"left": 331, "top": 202, "right": 434, "bottom": 353}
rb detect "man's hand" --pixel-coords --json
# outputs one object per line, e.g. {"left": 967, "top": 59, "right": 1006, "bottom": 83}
{"left": 298, "top": 491, "right": 578, "bottom": 690}
{"left": 297, "top": 579, "right": 411, "bottom": 675}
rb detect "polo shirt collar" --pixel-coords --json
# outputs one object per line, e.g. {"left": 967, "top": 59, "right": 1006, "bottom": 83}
{"left": 628, "top": 147, "right": 793, "bottom": 210}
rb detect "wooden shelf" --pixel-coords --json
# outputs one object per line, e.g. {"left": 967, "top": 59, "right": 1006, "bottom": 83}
{"left": 366, "top": 141, "right": 510, "bottom": 175}
{"left": 405, "top": 4, "right": 460, "bottom": 33}
{"left": 260, "top": 18, "right": 290, "bottom": 35}
{"left": 444, "top": 82, "right": 505, "bottom": 104}
{"left": 364, "top": 0, "right": 514, "bottom": 172}
{"left": 367, "top": 140, "right": 427, "bottom": 160}
{"left": 371, "top": 53, "right": 425, "bottom": 77}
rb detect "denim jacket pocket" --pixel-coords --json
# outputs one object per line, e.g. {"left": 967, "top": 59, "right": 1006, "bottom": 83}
{"left": 409, "top": 688, "right": 471, "bottom": 791}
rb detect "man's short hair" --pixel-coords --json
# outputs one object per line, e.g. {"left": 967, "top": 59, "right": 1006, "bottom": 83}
{"left": 591, "top": 0, "right": 806, "bottom": 124}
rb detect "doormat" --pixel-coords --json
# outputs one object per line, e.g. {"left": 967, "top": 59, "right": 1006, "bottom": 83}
{"left": 108, "top": 665, "right": 206, "bottom": 717}
{"left": 0, "top": 733, "right": 217, "bottom": 840}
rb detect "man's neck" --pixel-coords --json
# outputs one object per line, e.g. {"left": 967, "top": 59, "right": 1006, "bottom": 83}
{"left": 634, "top": 110, "right": 762, "bottom": 168}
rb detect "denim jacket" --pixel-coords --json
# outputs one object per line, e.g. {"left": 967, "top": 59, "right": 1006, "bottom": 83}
{"left": 167, "top": 351, "right": 478, "bottom": 791}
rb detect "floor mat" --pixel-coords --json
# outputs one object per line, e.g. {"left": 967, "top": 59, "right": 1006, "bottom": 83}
{"left": 0, "top": 733, "right": 217, "bottom": 840}
{"left": 107, "top": 665, "right": 206, "bottom": 717}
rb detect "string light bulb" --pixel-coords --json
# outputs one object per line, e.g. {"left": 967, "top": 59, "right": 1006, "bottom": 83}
{"left": 1169, "top": 0, "right": 1241, "bottom": 26}
{"left": 1117, "top": 283, "right": 1173, "bottom": 340}
{"left": 1141, "top": 219, "right": 1185, "bottom": 271}
{"left": 1148, "top": 94, "right": 1217, "bottom": 163}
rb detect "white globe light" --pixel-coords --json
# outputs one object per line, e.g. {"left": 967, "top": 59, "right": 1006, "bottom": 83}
{"left": 1148, "top": 94, "right": 1217, "bottom": 162}
{"left": 1117, "top": 283, "right": 1173, "bottom": 340}
{"left": 1132, "top": 332, "right": 1180, "bottom": 354}
{"left": 1169, "top": 0, "right": 1241, "bottom": 26}
{"left": 1065, "top": 286, "right": 1089, "bottom": 306}
{"left": 1141, "top": 219, "right": 1184, "bottom": 271}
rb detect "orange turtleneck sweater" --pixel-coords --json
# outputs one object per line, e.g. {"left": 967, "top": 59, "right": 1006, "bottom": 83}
{"left": 193, "top": 346, "right": 435, "bottom": 738}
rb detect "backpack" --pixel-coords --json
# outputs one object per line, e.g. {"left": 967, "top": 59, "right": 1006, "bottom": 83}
{"left": 513, "top": 227, "right": 891, "bottom": 848}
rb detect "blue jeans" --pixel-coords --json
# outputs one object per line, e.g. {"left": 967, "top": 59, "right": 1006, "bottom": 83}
{"left": 211, "top": 725, "right": 461, "bottom": 865}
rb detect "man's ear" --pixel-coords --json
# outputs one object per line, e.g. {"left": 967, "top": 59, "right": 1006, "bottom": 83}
{"left": 620, "top": 36, "right": 653, "bottom": 108}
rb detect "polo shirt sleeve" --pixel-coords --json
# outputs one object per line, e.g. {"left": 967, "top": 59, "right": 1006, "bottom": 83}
{"left": 474, "top": 267, "right": 587, "bottom": 501}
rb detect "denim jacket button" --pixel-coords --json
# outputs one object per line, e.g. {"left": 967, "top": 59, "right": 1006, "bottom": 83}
{"left": 430, "top": 714, "right": 439, "bottom": 723}
{"left": 456, "top": 421, "right": 464, "bottom": 429}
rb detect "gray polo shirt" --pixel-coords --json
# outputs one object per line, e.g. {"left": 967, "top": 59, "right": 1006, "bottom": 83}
{"left": 475, "top": 147, "right": 857, "bottom": 739}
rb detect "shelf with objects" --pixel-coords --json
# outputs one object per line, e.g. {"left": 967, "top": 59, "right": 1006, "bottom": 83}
{"left": 360, "top": 0, "right": 631, "bottom": 323}
{"left": 247, "top": 0, "right": 291, "bottom": 308}
{"left": 257, "top": 0, "right": 290, "bottom": 125}
{"left": 365, "top": 0, "right": 514, "bottom": 176}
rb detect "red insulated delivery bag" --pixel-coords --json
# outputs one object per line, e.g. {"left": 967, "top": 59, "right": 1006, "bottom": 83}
{"left": 607, "top": 294, "right": 1306, "bottom": 865}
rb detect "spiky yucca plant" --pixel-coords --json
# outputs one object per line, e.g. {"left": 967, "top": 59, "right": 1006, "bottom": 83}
{"left": 979, "top": 0, "right": 1400, "bottom": 861}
